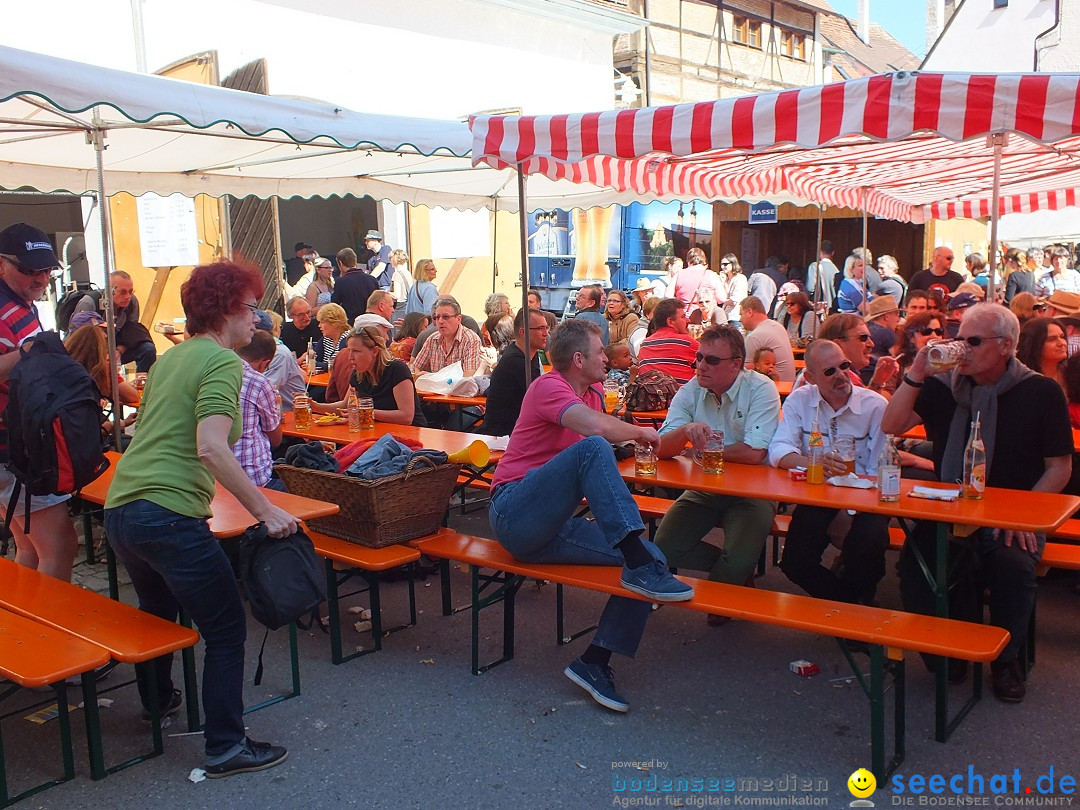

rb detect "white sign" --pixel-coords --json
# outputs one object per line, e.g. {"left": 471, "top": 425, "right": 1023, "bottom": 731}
{"left": 429, "top": 209, "right": 490, "bottom": 258}
{"left": 136, "top": 193, "right": 199, "bottom": 267}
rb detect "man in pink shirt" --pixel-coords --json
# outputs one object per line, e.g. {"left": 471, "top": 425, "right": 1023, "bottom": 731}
{"left": 490, "top": 319, "right": 693, "bottom": 713}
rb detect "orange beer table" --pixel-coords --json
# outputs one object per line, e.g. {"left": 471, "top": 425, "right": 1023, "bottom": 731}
{"left": 619, "top": 454, "right": 1080, "bottom": 742}
{"left": 305, "top": 372, "right": 331, "bottom": 389}
{"left": 900, "top": 424, "right": 1080, "bottom": 452}
{"left": 281, "top": 411, "right": 501, "bottom": 457}
{"left": 79, "top": 452, "right": 339, "bottom": 727}
{"left": 81, "top": 453, "right": 340, "bottom": 538}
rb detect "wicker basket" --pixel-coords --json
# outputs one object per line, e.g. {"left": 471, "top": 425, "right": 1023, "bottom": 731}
{"left": 275, "top": 457, "right": 462, "bottom": 548}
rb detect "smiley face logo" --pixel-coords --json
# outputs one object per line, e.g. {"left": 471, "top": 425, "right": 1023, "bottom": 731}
{"left": 848, "top": 768, "right": 877, "bottom": 798}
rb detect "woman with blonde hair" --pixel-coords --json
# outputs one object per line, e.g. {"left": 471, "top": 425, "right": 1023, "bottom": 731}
{"left": 387, "top": 248, "right": 412, "bottom": 321}
{"left": 305, "top": 257, "right": 334, "bottom": 314}
{"left": 715, "top": 252, "right": 746, "bottom": 324}
{"left": 405, "top": 258, "right": 440, "bottom": 316}
{"left": 315, "top": 302, "right": 350, "bottom": 371}
{"left": 604, "top": 289, "right": 640, "bottom": 344}
{"left": 314, "top": 325, "right": 426, "bottom": 426}
{"left": 1003, "top": 248, "right": 1034, "bottom": 303}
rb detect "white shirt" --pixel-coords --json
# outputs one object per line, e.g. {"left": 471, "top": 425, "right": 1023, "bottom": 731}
{"left": 768, "top": 382, "right": 888, "bottom": 475}
{"left": 744, "top": 318, "right": 797, "bottom": 382}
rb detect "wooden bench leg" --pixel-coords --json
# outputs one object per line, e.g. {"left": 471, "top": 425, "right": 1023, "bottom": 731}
{"left": 469, "top": 566, "right": 524, "bottom": 675}
{"left": 82, "top": 660, "right": 166, "bottom": 780}
{"left": 555, "top": 584, "right": 598, "bottom": 646}
{"left": 837, "top": 642, "right": 905, "bottom": 781}
{"left": 325, "top": 561, "right": 419, "bottom": 666}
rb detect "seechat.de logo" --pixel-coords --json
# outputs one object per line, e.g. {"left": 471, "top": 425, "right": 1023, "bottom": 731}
{"left": 848, "top": 768, "right": 877, "bottom": 807}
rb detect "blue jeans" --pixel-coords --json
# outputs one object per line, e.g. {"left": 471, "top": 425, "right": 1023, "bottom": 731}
{"left": 104, "top": 500, "right": 247, "bottom": 758}
{"left": 489, "top": 436, "right": 656, "bottom": 658}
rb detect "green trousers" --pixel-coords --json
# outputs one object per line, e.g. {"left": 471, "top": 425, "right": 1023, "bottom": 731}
{"left": 654, "top": 490, "right": 776, "bottom": 584}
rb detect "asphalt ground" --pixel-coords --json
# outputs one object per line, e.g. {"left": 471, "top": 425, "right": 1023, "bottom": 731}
{"left": 9, "top": 506, "right": 1080, "bottom": 809}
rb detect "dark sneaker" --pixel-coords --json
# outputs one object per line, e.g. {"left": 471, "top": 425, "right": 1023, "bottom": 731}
{"left": 991, "top": 659, "right": 1026, "bottom": 703}
{"left": 141, "top": 689, "right": 183, "bottom": 723}
{"left": 564, "top": 657, "right": 629, "bottom": 713}
{"left": 621, "top": 560, "right": 694, "bottom": 602}
{"left": 205, "top": 738, "right": 288, "bottom": 779}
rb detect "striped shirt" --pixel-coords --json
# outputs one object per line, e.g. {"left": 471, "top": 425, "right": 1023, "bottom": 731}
{"left": 637, "top": 327, "right": 699, "bottom": 384}
{"left": 411, "top": 324, "right": 483, "bottom": 375}
{"left": 231, "top": 360, "right": 280, "bottom": 487}
{"left": 0, "top": 277, "right": 44, "bottom": 460}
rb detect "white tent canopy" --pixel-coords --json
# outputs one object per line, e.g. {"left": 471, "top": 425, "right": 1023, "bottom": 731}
{"left": 0, "top": 45, "right": 816, "bottom": 213}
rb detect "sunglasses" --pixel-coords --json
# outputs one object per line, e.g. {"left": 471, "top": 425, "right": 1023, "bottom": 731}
{"left": 1, "top": 254, "right": 61, "bottom": 278}
{"left": 961, "top": 335, "right": 1007, "bottom": 347}
{"left": 822, "top": 359, "right": 853, "bottom": 377}
{"left": 916, "top": 327, "right": 945, "bottom": 337}
{"left": 719, "top": 262, "right": 732, "bottom": 267}
{"left": 433, "top": 313, "right": 459, "bottom": 321}
{"left": 841, "top": 333, "right": 872, "bottom": 342}
{"left": 695, "top": 352, "right": 737, "bottom": 366}
{"left": 1032, "top": 304, "right": 1048, "bottom": 312}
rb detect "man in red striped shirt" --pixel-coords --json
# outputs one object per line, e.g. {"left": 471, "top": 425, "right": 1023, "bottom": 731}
{"left": 0, "top": 223, "right": 80, "bottom": 582}
{"left": 637, "top": 298, "right": 699, "bottom": 384}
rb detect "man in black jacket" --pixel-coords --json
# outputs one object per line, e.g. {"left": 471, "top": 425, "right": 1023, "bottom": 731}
{"left": 331, "top": 247, "right": 378, "bottom": 325}
{"left": 279, "top": 296, "right": 322, "bottom": 358}
{"left": 482, "top": 308, "right": 548, "bottom": 436}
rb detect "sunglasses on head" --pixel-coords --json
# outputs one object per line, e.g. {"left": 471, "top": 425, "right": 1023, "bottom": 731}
{"left": 695, "top": 352, "right": 737, "bottom": 366}
{"left": 822, "top": 360, "right": 853, "bottom": 377}
{"left": 916, "top": 326, "right": 944, "bottom": 337}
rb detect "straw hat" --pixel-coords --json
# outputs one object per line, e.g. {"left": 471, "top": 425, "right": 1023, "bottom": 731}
{"left": 864, "top": 296, "right": 899, "bottom": 321}
{"left": 633, "top": 277, "right": 656, "bottom": 293}
{"left": 1047, "top": 290, "right": 1080, "bottom": 316}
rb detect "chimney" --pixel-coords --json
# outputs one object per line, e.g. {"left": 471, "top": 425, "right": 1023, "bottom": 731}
{"left": 857, "top": 0, "right": 871, "bottom": 45}
{"left": 927, "top": 0, "right": 945, "bottom": 53}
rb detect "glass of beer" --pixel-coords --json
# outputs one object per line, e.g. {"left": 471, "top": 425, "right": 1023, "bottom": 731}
{"left": 634, "top": 443, "right": 657, "bottom": 477}
{"left": 926, "top": 339, "right": 968, "bottom": 373}
{"left": 358, "top": 396, "right": 375, "bottom": 429}
{"left": 293, "top": 394, "right": 313, "bottom": 431}
{"left": 703, "top": 430, "right": 725, "bottom": 474}
{"left": 603, "top": 379, "right": 620, "bottom": 413}
{"left": 833, "top": 434, "right": 856, "bottom": 476}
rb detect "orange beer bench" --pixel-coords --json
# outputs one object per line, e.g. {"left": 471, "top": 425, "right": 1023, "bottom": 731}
{"left": 412, "top": 531, "right": 1008, "bottom": 782}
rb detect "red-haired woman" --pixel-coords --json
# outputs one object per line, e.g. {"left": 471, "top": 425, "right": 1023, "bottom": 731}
{"left": 104, "top": 260, "right": 293, "bottom": 778}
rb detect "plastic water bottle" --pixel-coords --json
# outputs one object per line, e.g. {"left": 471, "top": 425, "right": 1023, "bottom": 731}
{"left": 346, "top": 389, "right": 361, "bottom": 433}
{"left": 877, "top": 435, "right": 901, "bottom": 503}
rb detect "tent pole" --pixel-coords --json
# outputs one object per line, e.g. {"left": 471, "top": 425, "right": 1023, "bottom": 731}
{"left": 861, "top": 187, "right": 869, "bottom": 313}
{"left": 813, "top": 206, "right": 823, "bottom": 338}
{"left": 517, "top": 166, "right": 533, "bottom": 384}
{"left": 987, "top": 134, "right": 1004, "bottom": 303}
{"left": 91, "top": 123, "right": 122, "bottom": 452}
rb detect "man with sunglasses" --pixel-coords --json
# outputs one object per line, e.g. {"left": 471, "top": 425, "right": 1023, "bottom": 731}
{"left": 770, "top": 339, "right": 890, "bottom": 606}
{"left": 882, "top": 303, "right": 1072, "bottom": 703}
{"left": 0, "top": 223, "right": 81, "bottom": 581}
{"left": 652, "top": 325, "right": 780, "bottom": 623}
{"left": 909, "top": 246, "right": 964, "bottom": 298}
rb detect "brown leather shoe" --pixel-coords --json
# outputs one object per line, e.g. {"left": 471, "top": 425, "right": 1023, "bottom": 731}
{"left": 990, "top": 658, "right": 1026, "bottom": 703}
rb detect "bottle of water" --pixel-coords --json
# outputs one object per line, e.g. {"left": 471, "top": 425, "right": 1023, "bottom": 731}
{"left": 346, "top": 389, "right": 361, "bottom": 433}
{"left": 877, "top": 435, "right": 901, "bottom": 503}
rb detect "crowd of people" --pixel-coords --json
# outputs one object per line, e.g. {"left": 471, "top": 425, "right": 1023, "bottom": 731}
{"left": 3, "top": 220, "right": 1079, "bottom": 776}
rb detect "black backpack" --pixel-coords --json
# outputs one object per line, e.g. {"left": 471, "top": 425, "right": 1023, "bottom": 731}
{"left": 237, "top": 523, "right": 325, "bottom": 631}
{"left": 4, "top": 331, "right": 109, "bottom": 538}
{"left": 55, "top": 287, "right": 102, "bottom": 333}
{"left": 235, "top": 523, "right": 326, "bottom": 685}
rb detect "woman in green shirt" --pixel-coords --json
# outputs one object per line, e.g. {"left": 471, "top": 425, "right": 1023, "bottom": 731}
{"left": 104, "top": 260, "right": 295, "bottom": 779}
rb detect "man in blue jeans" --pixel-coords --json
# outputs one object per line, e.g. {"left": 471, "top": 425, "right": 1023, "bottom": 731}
{"left": 489, "top": 319, "right": 693, "bottom": 713}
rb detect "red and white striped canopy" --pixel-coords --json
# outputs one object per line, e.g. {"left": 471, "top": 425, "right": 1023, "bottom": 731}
{"left": 470, "top": 71, "right": 1080, "bottom": 223}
